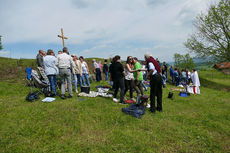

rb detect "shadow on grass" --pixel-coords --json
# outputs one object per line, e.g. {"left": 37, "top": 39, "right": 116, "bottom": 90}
{"left": 200, "top": 77, "right": 230, "bottom": 92}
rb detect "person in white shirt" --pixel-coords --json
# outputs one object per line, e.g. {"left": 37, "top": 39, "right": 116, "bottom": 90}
{"left": 124, "top": 56, "right": 135, "bottom": 101}
{"left": 93, "top": 59, "right": 102, "bottom": 82}
{"left": 57, "top": 47, "right": 73, "bottom": 99}
{"left": 44, "top": 49, "right": 59, "bottom": 95}
{"left": 191, "top": 69, "right": 200, "bottom": 94}
{"left": 79, "top": 56, "right": 90, "bottom": 86}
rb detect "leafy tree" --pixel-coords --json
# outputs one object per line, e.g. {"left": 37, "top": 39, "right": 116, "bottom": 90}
{"left": 174, "top": 53, "right": 194, "bottom": 70}
{"left": 184, "top": 0, "right": 230, "bottom": 62}
{"left": 0, "top": 35, "right": 2, "bottom": 50}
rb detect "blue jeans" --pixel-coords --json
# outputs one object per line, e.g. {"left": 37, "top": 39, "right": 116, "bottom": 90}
{"left": 143, "top": 73, "right": 148, "bottom": 81}
{"left": 82, "top": 73, "right": 90, "bottom": 86}
{"left": 142, "top": 81, "right": 148, "bottom": 91}
{"left": 96, "top": 68, "right": 102, "bottom": 82}
{"left": 104, "top": 71, "right": 109, "bottom": 81}
{"left": 162, "top": 74, "right": 166, "bottom": 85}
{"left": 73, "top": 74, "right": 82, "bottom": 90}
{"left": 48, "top": 75, "right": 57, "bottom": 95}
{"left": 165, "top": 71, "right": 168, "bottom": 81}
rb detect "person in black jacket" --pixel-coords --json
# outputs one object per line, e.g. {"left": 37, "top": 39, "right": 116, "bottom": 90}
{"left": 109, "top": 55, "right": 126, "bottom": 104}
{"left": 103, "top": 59, "right": 109, "bottom": 81}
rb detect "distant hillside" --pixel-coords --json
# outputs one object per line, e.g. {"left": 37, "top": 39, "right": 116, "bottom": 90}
{"left": 166, "top": 57, "right": 215, "bottom": 70}
{"left": 193, "top": 57, "right": 215, "bottom": 70}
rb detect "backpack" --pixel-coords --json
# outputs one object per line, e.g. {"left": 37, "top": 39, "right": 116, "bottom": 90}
{"left": 168, "top": 92, "right": 173, "bottom": 99}
{"left": 26, "top": 91, "right": 40, "bottom": 102}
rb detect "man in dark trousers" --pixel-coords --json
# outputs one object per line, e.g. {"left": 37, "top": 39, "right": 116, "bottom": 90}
{"left": 109, "top": 55, "right": 126, "bottom": 104}
{"left": 144, "top": 53, "right": 163, "bottom": 113}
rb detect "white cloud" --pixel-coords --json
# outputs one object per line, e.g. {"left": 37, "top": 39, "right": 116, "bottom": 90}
{"left": 0, "top": 0, "right": 220, "bottom": 61}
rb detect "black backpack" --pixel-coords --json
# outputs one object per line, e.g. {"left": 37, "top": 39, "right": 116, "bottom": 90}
{"left": 168, "top": 92, "right": 174, "bottom": 99}
{"left": 26, "top": 91, "right": 40, "bottom": 102}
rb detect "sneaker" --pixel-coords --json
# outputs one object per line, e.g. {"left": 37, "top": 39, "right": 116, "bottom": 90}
{"left": 146, "top": 104, "right": 151, "bottom": 108}
{"left": 75, "top": 89, "right": 78, "bottom": 93}
{"left": 131, "top": 98, "right": 136, "bottom": 101}
{"left": 113, "top": 98, "right": 119, "bottom": 103}
{"left": 68, "top": 95, "right": 72, "bottom": 98}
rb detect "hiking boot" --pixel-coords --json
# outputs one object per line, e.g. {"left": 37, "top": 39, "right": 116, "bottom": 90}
{"left": 61, "top": 95, "right": 66, "bottom": 99}
{"left": 113, "top": 98, "right": 119, "bottom": 103}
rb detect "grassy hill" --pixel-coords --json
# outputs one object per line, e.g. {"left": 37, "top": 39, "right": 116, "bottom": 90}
{"left": 0, "top": 57, "right": 107, "bottom": 82}
{"left": 0, "top": 57, "right": 230, "bottom": 152}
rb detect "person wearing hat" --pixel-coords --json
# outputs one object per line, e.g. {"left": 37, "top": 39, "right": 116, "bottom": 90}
{"left": 71, "top": 54, "right": 82, "bottom": 93}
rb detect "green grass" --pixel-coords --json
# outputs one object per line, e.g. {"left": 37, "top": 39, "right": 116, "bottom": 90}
{"left": 0, "top": 58, "right": 230, "bottom": 152}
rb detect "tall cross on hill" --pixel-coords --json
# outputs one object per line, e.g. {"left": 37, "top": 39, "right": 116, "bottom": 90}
{"left": 58, "top": 28, "right": 68, "bottom": 48}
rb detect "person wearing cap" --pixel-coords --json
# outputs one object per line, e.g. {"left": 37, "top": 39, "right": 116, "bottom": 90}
{"left": 79, "top": 56, "right": 90, "bottom": 86}
{"left": 43, "top": 49, "right": 59, "bottom": 95}
{"left": 72, "top": 54, "right": 82, "bottom": 93}
{"left": 57, "top": 47, "right": 73, "bottom": 99}
{"left": 144, "top": 53, "right": 163, "bottom": 113}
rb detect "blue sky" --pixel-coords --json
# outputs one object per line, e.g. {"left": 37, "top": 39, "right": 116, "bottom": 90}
{"left": 0, "top": 0, "right": 219, "bottom": 62}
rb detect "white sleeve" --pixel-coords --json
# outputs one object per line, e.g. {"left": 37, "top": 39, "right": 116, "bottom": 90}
{"left": 148, "top": 62, "right": 155, "bottom": 71}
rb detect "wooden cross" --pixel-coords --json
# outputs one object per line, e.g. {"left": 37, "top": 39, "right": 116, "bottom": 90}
{"left": 58, "top": 28, "right": 68, "bottom": 48}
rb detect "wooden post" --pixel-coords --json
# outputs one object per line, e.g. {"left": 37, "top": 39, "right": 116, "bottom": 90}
{"left": 58, "top": 28, "right": 68, "bottom": 48}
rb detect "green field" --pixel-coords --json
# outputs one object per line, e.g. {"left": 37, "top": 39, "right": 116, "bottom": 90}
{"left": 0, "top": 57, "right": 230, "bottom": 152}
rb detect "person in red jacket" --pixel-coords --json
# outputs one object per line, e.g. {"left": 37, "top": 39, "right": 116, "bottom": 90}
{"left": 144, "top": 53, "right": 163, "bottom": 113}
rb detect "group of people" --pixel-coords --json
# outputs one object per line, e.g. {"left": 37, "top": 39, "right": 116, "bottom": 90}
{"left": 36, "top": 48, "right": 163, "bottom": 113}
{"left": 109, "top": 53, "right": 163, "bottom": 113}
{"left": 169, "top": 66, "right": 200, "bottom": 88}
{"left": 36, "top": 47, "right": 91, "bottom": 99}
{"left": 35, "top": 47, "right": 202, "bottom": 113}
{"left": 92, "top": 59, "right": 109, "bottom": 82}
